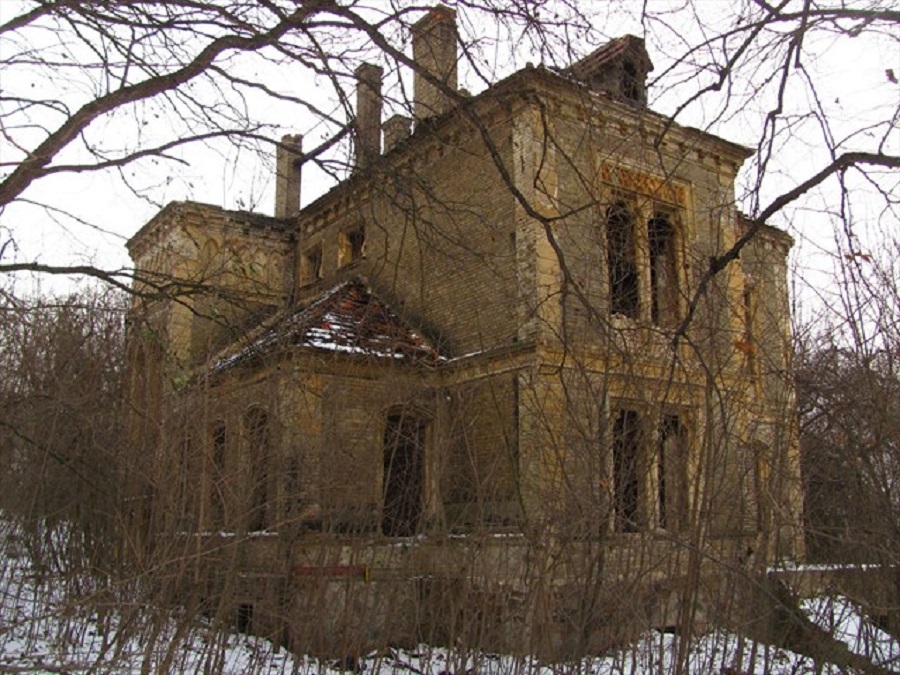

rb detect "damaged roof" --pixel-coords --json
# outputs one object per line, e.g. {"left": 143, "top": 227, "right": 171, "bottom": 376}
{"left": 564, "top": 34, "right": 653, "bottom": 81}
{"left": 214, "top": 279, "right": 441, "bottom": 371}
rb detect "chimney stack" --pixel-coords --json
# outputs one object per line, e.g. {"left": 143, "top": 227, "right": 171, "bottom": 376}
{"left": 274, "top": 134, "right": 302, "bottom": 218}
{"left": 354, "top": 63, "right": 384, "bottom": 169}
{"left": 411, "top": 5, "right": 458, "bottom": 122}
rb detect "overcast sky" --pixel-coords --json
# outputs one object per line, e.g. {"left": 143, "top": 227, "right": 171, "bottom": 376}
{"left": 1, "top": 1, "right": 896, "bottom": 306}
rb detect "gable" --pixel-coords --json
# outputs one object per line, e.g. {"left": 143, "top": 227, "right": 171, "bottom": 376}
{"left": 215, "top": 278, "right": 441, "bottom": 370}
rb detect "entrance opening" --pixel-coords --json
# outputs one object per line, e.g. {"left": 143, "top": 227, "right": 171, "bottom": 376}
{"left": 613, "top": 409, "right": 641, "bottom": 532}
{"left": 382, "top": 412, "right": 426, "bottom": 537}
{"left": 236, "top": 603, "right": 254, "bottom": 634}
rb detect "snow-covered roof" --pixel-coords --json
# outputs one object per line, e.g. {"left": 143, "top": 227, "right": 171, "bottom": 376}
{"left": 214, "top": 279, "right": 441, "bottom": 371}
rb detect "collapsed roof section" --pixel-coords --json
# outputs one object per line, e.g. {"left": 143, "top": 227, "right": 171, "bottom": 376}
{"left": 563, "top": 35, "right": 654, "bottom": 106}
{"left": 214, "top": 278, "right": 442, "bottom": 372}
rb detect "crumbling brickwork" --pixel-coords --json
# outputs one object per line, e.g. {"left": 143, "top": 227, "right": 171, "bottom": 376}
{"left": 126, "top": 5, "right": 803, "bottom": 657}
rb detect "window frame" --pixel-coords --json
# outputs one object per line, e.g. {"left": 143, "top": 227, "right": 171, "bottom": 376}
{"left": 338, "top": 226, "right": 366, "bottom": 267}
{"left": 300, "top": 242, "right": 323, "bottom": 285}
{"left": 605, "top": 404, "right": 692, "bottom": 534}
{"left": 600, "top": 184, "right": 686, "bottom": 327}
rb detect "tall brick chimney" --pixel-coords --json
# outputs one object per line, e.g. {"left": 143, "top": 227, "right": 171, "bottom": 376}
{"left": 411, "top": 5, "right": 458, "bottom": 122}
{"left": 354, "top": 63, "right": 384, "bottom": 169}
{"left": 274, "top": 134, "right": 302, "bottom": 218}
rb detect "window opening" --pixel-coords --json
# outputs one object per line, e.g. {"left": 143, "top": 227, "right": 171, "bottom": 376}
{"left": 236, "top": 603, "right": 254, "bottom": 634}
{"left": 302, "top": 244, "right": 323, "bottom": 285}
{"left": 622, "top": 60, "right": 640, "bottom": 102}
{"left": 648, "top": 212, "right": 677, "bottom": 326}
{"left": 211, "top": 422, "right": 227, "bottom": 527}
{"left": 244, "top": 407, "right": 270, "bottom": 531}
{"left": 658, "top": 414, "right": 687, "bottom": 530}
{"left": 338, "top": 227, "right": 365, "bottom": 267}
{"left": 742, "top": 284, "right": 759, "bottom": 378}
{"left": 382, "top": 412, "right": 426, "bottom": 537}
{"left": 606, "top": 202, "right": 639, "bottom": 318}
{"left": 613, "top": 409, "right": 641, "bottom": 532}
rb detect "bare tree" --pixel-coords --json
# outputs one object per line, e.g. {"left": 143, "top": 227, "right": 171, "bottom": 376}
{"left": 1, "top": 2, "right": 894, "bottom": 286}
{"left": 0, "top": 286, "right": 126, "bottom": 573}
{"left": 0, "top": 0, "right": 898, "bottom": 670}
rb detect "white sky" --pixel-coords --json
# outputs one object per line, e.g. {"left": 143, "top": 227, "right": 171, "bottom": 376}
{"left": 0, "top": 1, "right": 897, "bottom": 309}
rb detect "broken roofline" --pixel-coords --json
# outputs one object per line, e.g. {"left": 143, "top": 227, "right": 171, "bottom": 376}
{"left": 211, "top": 278, "right": 442, "bottom": 373}
{"left": 298, "top": 59, "right": 754, "bottom": 226}
{"left": 209, "top": 284, "right": 537, "bottom": 380}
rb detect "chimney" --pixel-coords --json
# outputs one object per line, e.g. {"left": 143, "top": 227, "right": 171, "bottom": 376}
{"left": 411, "top": 5, "right": 458, "bottom": 122}
{"left": 354, "top": 63, "right": 384, "bottom": 169}
{"left": 383, "top": 114, "right": 412, "bottom": 153}
{"left": 274, "top": 134, "right": 302, "bottom": 218}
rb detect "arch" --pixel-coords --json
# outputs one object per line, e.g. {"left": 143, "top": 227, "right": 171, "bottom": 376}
{"left": 606, "top": 202, "right": 639, "bottom": 318}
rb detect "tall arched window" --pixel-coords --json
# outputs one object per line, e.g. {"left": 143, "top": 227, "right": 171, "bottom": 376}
{"left": 606, "top": 202, "right": 639, "bottom": 318}
{"left": 612, "top": 408, "right": 641, "bottom": 532}
{"left": 243, "top": 407, "right": 270, "bottom": 531}
{"left": 648, "top": 212, "right": 678, "bottom": 326}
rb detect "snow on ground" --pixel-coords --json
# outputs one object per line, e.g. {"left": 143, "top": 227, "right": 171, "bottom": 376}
{"left": 1, "top": 529, "right": 898, "bottom": 674}
{"left": 801, "top": 595, "right": 900, "bottom": 670}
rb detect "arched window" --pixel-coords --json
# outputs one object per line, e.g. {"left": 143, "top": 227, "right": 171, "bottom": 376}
{"left": 648, "top": 212, "right": 678, "bottom": 326}
{"left": 243, "top": 407, "right": 270, "bottom": 531}
{"left": 657, "top": 414, "right": 688, "bottom": 530}
{"left": 606, "top": 202, "right": 639, "bottom": 318}
{"left": 612, "top": 409, "right": 641, "bottom": 532}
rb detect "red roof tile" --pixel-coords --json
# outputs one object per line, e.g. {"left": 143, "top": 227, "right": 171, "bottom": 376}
{"left": 215, "top": 279, "right": 440, "bottom": 370}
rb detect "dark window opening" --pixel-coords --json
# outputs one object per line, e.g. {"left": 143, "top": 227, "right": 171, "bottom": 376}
{"left": 244, "top": 407, "right": 270, "bottom": 532}
{"left": 236, "top": 603, "right": 254, "bottom": 634}
{"left": 211, "top": 422, "right": 227, "bottom": 527}
{"left": 285, "top": 456, "right": 301, "bottom": 521}
{"left": 658, "top": 414, "right": 687, "bottom": 530}
{"left": 607, "top": 203, "right": 639, "bottom": 318}
{"left": 339, "top": 227, "right": 365, "bottom": 266}
{"left": 302, "top": 244, "right": 323, "bottom": 284}
{"left": 622, "top": 60, "right": 640, "bottom": 103}
{"left": 648, "top": 212, "right": 678, "bottom": 326}
{"left": 382, "top": 412, "right": 426, "bottom": 537}
{"left": 178, "top": 435, "right": 194, "bottom": 529}
{"left": 742, "top": 285, "right": 758, "bottom": 377}
{"left": 613, "top": 409, "right": 641, "bottom": 532}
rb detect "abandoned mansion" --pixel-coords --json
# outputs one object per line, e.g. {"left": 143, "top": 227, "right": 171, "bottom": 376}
{"left": 126, "top": 5, "right": 804, "bottom": 655}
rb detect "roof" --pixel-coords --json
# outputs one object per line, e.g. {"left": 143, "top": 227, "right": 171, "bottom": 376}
{"left": 214, "top": 279, "right": 441, "bottom": 371}
{"left": 127, "top": 200, "right": 293, "bottom": 257}
{"left": 564, "top": 35, "right": 654, "bottom": 81}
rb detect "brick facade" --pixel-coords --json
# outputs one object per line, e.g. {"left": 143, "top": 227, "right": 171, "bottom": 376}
{"left": 126, "top": 7, "right": 803, "bottom": 657}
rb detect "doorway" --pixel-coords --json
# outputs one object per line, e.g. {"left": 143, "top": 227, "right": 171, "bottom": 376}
{"left": 382, "top": 412, "right": 426, "bottom": 537}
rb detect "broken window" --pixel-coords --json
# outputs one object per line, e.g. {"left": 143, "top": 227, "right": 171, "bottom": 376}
{"left": 648, "top": 212, "right": 678, "bottom": 326}
{"left": 612, "top": 408, "right": 641, "bottom": 532}
{"left": 657, "top": 414, "right": 688, "bottom": 530}
{"left": 244, "top": 407, "right": 270, "bottom": 531}
{"left": 338, "top": 227, "right": 365, "bottom": 267}
{"left": 210, "top": 421, "right": 227, "bottom": 528}
{"left": 301, "top": 244, "right": 323, "bottom": 285}
{"left": 382, "top": 411, "right": 426, "bottom": 537}
{"left": 606, "top": 202, "right": 639, "bottom": 318}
